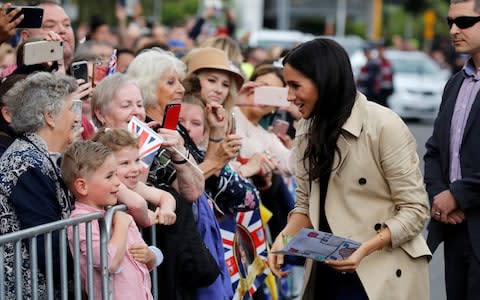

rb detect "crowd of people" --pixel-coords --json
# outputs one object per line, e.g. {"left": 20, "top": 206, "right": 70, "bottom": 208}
{"left": 0, "top": 0, "right": 479, "bottom": 300}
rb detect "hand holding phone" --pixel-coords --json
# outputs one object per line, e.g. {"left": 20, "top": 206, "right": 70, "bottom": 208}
{"left": 271, "top": 119, "right": 289, "bottom": 136}
{"left": 7, "top": 6, "right": 43, "bottom": 29}
{"left": 23, "top": 40, "right": 63, "bottom": 65}
{"left": 162, "top": 102, "right": 181, "bottom": 130}
{"left": 229, "top": 112, "right": 236, "bottom": 135}
{"left": 70, "top": 61, "right": 89, "bottom": 83}
{"left": 254, "top": 86, "right": 289, "bottom": 107}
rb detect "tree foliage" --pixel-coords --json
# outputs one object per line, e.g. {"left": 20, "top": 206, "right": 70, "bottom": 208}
{"left": 403, "top": 0, "right": 430, "bottom": 15}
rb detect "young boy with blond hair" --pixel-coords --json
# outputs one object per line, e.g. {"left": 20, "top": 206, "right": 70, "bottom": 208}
{"left": 61, "top": 141, "right": 162, "bottom": 299}
{"left": 91, "top": 128, "right": 177, "bottom": 224}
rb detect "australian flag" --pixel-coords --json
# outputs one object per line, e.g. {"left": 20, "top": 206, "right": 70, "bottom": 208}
{"left": 106, "top": 49, "right": 117, "bottom": 76}
{"left": 127, "top": 116, "right": 164, "bottom": 167}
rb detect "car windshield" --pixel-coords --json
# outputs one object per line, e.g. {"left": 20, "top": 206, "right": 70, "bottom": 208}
{"left": 389, "top": 57, "right": 439, "bottom": 75}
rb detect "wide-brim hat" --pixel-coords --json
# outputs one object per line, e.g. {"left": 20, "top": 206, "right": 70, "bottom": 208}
{"left": 185, "top": 47, "right": 245, "bottom": 89}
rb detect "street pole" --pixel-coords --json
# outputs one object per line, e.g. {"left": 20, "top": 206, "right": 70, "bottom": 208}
{"left": 371, "top": 0, "right": 382, "bottom": 41}
{"left": 336, "top": 0, "right": 347, "bottom": 37}
{"left": 277, "top": 0, "right": 290, "bottom": 30}
{"left": 153, "top": 0, "right": 161, "bottom": 22}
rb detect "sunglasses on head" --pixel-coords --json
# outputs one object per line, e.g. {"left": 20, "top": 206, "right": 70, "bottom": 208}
{"left": 447, "top": 16, "right": 480, "bottom": 29}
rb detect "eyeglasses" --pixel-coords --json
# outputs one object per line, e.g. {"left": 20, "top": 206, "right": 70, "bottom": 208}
{"left": 447, "top": 16, "right": 480, "bottom": 29}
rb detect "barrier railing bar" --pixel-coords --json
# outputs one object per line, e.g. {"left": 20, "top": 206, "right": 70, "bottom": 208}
{"left": 150, "top": 226, "right": 158, "bottom": 300}
{"left": 29, "top": 237, "right": 38, "bottom": 299}
{"left": 0, "top": 246, "right": 4, "bottom": 300}
{"left": 1, "top": 207, "right": 126, "bottom": 300}
{"left": 0, "top": 213, "right": 104, "bottom": 244}
{"left": 100, "top": 204, "right": 127, "bottom": 300}
{"left": 45, "top": 232, "right": 54, "bottom": 299}
{"left": 14, "top": 241, "right": 21, "bottom": 300}
{"left": 59, "top": 228, "right": 68, "bottom": 300}
{"left": 73, "top": 224, "right": 82, "bottom": 300}
{"left": 86, "top": 221, "right": 95, "bottom": 300}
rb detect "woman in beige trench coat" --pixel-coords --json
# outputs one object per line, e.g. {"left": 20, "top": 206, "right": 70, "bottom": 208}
{"left": 267, "top": 38, "right": 431, "bottom": 300}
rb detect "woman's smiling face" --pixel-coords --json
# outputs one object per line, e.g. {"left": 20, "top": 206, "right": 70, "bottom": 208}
{"left": 284, "top": 63, "right": 319, "bottom": 119}
{"left": 97, "top": 83, "right": 146, "bottom": 128}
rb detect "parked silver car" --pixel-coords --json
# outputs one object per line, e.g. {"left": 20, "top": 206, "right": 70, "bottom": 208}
{"left": 350, "top": 49, "right": 451, "bottom": 121}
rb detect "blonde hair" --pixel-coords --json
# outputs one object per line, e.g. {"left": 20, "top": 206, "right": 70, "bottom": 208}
{"left": 200, "top": 36, "right": 244, "bottom": 64}
{"left": 91, "top": 128, "right": 139, "bottom": 152}
{"left": 61, "top": 140, "right": 113, "bottom": 192}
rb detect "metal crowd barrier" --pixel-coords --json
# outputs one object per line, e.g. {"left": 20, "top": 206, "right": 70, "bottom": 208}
{"left": 0, "top": 204, "right": 130, "bottom": 300}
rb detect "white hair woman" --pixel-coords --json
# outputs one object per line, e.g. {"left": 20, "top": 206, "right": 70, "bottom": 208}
{"left": 0, "top": 72, "right": 78, "bottom": 298}
{"left": 126, "top": 48, "right": 204, "bottom": 202}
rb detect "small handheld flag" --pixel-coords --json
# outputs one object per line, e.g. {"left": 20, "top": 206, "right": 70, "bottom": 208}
{"left": 127, "top": 116, "right": 163, "bottom": 167}
{"left": 106, "top": 49, "right": 117, "bottom": 76}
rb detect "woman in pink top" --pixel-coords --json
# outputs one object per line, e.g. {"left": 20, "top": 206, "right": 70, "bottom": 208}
{"left": 62, "top": 141, "right": 160, "bottom": 299}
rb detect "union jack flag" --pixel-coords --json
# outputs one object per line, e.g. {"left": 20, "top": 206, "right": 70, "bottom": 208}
{"left": 127, "top": 116, "right": 164, "bottom": 167}
{"left": 106, "top": 49, "right": 117, "bottom": 76}
{"left": 220, "top": 209, "right": 269, "bottom": 299}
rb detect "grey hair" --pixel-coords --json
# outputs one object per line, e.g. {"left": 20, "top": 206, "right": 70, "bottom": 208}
{"left": 91, "top": 72, "right": 141, "bottom": 127}
{"left": 450, "top": 0, "right": 472, "bottom": 3}
{"left": 4, "top": 72, "right": 77, "bottom": 134}
{"left": 126, "top": 48, "right": 186, "bottom": 108}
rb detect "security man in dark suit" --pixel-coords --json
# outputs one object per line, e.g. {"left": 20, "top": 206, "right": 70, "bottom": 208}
{"left": 424, "top": 1, "right": 480, "bottom": 299}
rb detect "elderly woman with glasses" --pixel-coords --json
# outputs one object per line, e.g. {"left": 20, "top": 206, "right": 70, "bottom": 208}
{"left": 0, "top": 72, "right": 78, "bottom": 299}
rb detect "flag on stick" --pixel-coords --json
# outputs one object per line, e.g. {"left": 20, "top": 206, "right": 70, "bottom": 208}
{"left": 127, "top": 116, "right": 163, "bottom": 167}
{"left": 106, "top": 49, "right": 117, "bottom": 76}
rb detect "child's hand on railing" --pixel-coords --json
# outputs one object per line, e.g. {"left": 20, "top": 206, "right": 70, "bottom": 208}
{"left": 156, "top": 208, "right": 176, "bottom": 225}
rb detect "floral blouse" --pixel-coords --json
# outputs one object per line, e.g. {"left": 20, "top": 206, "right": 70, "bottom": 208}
{"left": 0, "top": 133, "right": 72, "bottom": 299}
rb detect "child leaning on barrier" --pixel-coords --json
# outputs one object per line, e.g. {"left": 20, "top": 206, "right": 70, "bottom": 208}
{"left": 61, "top": 140, "right": 163, "bottom": 300}
{"left": 90, "top": 128, "right": 177, "bottom": 224}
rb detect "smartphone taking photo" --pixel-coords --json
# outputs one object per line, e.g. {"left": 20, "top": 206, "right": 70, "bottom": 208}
{"left": 70, "top": 61, "right": 89, "bottom": 83}
{"left": 7, "top": 6, "right": 44, "bottom": 29}
{"left": 253, "top": 86, "right": 289, "bottom": 107}
{"left": 23, "top": 40, "right": 63, "bottom": 66}
{"left": 161, "top": 102, "right": 181, "bottom": 130}
{"left": 229, "top": 112, "right": 236, "bottom": 134}
{"left": 271, "top": 119, "right": 289, "bottom": 136}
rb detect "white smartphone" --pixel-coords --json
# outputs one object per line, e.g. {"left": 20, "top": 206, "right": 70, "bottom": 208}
{"left": 23, "top": 40, "right": 64, "bottom": 66}
{"left": 253, "top": 86, "right": 289, "bottom": 107}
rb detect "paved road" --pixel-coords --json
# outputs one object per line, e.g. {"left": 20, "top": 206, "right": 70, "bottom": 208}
{"left": 407, "top": 119, "right": 445, "bottom": 300}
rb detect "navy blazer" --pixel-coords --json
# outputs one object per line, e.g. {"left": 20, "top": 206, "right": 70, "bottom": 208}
{"left": 424, "top": 71, "right": 480, "bottom": 261}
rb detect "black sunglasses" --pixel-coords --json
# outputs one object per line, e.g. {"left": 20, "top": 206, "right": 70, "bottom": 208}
{"left": 447, "top": 16, "right": 480, "bottom": 29}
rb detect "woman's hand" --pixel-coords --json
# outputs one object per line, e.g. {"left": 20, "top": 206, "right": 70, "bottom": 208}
{"left": 235, "top": 81, "right": 261, "bottom": 106}
{"left": 274, "top": 132, "right": 294, "bottom": 149}
{"left": 206, "top": 134, "right": 242, "bottom": 163}
{"left": 206, "top": 102, "right": 227, "bottom": 131}
{"left": 221, "top": 134, "right": 242, "bottom": 160}
{"left": 267, "top": 234, "right": 290, "bottom": 278}
{"left": 326, "top": 228, "right": 391, "bottom": 273}
{"left": 72, "top": 79, "right": 92, "bottom": 101}
{"left": 239, "top": 152, "right": 278, "bottom": 178}
{"left": 156, "top": 128, "right": 187, "bottom": 161}
{"left": 324, "top": 246, "right": 369, "bottom": 273}
{"left": 0, "top": 4, "right": 23, "bottom": 44}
